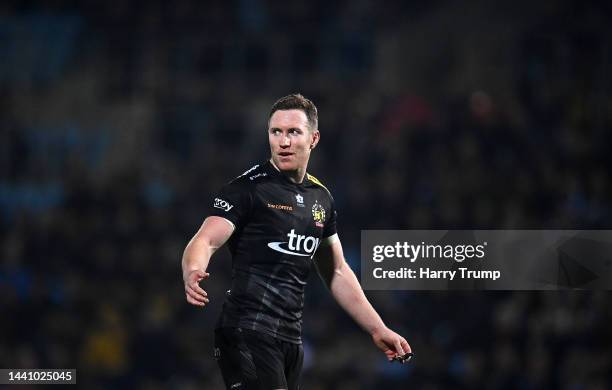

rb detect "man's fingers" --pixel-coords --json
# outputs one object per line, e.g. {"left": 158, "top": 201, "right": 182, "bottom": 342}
{"left": 400, "top": 338, "right": 412, "bottom": 354}
{"left": 195, "top": 271, "right": 210, "bottom": 281}
{"left": 186, "top": 293, "right": 201, "bottom": 305}
{"left": 191, "top": 282, "right": 208, "bottom": 297}
{"left": 393, "top": 339, "right": 405, "bottom": 356}
{"left": 187, "top": 271, "right": 210, "bottom": 294}
{"left": 186, "top": 293, "right": 205, "bottom": 307}
{"left": 188, "top": 287, "right": 209, "bottom": 303}
{"left": 186, "top": 289, "right": 209, "bottom": 305}
{"left": 373, "top": 330, "right": 413, "bottom": 363}
{"left": 385, "top": 350, "right": 395, "bottom": 361}
{"left": 186, "top": 284, "right": 209, "bottom": 303}
{"left": 190, "top": 270, "right": 210, "bottom": 282}
{"left": 185, "top": 283, "right": 203, "bottom": 298}
{"left": 391, "top": 339, "right": 414, "bottom": 364}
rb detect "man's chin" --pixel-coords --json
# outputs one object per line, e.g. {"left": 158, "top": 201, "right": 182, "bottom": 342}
{"left": 271, "top": 155, "right": 303, "bottom": 171}
{"left": 276, "top": 161, "right": 297, "bottom": 172}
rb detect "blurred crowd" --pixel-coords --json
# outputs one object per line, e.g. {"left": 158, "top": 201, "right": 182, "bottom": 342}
{"left": 1, "top": 0, "right": 611, "bottom": 388}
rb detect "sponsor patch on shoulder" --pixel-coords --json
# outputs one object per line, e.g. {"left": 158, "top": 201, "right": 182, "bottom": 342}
{"left": 214, "top": 198, "right": 234, "bottom": 212}
{"left": 240, "top": 164, "right": 259, "bottom": 177}
{"left": 249, "top": 172, "right": 267, "bottom": 180}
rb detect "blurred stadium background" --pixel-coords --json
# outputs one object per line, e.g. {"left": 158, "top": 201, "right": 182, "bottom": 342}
{"left": 1, "top": 0, "right": 612, "bottom": 388}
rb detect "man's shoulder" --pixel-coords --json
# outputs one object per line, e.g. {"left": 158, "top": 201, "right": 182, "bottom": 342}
{"left": 226, "top": 163, "right": 270, "bottom": 187}
{"left": 305, "top": 173, "right": 333, "bottom": 198}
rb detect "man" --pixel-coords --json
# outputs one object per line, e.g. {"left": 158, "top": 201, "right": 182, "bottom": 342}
{"left": 182, "top": 94, "right": 412, "bottom": 389}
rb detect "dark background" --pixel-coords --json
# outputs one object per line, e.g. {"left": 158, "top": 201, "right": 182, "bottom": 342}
{"left": 1, "top": 0, "right": 612, "bottom": 388}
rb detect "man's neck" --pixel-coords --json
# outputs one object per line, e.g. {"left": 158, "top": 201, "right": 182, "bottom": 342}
{"left": 269, "top": 159, "right": 306, "bottom": 184}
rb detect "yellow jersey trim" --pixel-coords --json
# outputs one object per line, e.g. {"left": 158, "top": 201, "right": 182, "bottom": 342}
{"left": 306, "top": 173, "right": 329, "bottom": 192}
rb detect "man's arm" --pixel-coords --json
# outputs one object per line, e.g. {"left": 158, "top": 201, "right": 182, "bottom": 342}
{"left": 181, "top": 216, "right": 234, "bottom": 307}
{"left": 314, "top": 235, "right": 412, "bottom": 361}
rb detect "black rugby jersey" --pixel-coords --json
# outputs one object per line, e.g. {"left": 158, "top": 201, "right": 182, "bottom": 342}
{"left": 208, "top": 160, "right": 337, "bottom": 344}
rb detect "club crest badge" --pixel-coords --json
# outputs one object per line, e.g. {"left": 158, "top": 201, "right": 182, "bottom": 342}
{"left": 312, "top": 201, "right": 325, "bottom": 228}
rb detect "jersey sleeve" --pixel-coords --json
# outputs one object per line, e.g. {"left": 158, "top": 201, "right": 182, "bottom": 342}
{"left": 322, "top": 196, "right": 337, "bottom": 239}
{"left": 208, "top": 181, "right": 252, "bottom": 229}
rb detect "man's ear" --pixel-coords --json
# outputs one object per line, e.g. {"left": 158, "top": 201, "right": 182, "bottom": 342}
{"left": 310, "top": 130, "right": 320, "bottom": 149}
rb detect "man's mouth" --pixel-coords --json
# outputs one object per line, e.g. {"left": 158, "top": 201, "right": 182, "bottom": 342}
{"left": 278, "top": 152, "right": 293, "bottom": 157}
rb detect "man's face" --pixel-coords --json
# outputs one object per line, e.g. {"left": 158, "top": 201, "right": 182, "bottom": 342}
{"left": 268, "top": 109, "right": 319, "bottom": 173}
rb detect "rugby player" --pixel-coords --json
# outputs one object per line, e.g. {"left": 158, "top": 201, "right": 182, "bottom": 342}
{"left": 182, "top": 94, "right": 412, "bottom": 389}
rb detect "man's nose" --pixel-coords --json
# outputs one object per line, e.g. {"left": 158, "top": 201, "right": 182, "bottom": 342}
{"left": 280, "top": 134, "right": 291, "bottom": 147}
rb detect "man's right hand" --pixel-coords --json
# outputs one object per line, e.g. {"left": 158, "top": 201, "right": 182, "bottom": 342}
{"left": 184, "top": 270, "right": 210, "bottom": 307}
{"left": 371, "top": 326, "right": 412, "bottom": 362}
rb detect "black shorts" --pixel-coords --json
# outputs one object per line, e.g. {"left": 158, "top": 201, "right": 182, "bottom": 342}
{"left": 214, "top": 327, "right": 304, "bottom": 390}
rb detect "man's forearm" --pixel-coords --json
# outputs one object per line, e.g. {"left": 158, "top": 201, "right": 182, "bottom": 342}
{"left": 182, "top": 217, "right": 233, "bottom": 281}
{"left": 181, "top": 237, "right": 214, "bottom": 280}
{"left": 329, "top": 261, "right": 387, "bottom": 335}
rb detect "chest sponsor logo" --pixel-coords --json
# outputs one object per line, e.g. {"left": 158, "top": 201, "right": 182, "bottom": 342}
{"left": 214, "top": 198, "right": 234, "bottom": 212}
{"left": 295, "top": 193, "right": 304, "bottom": 207}
{"left": 312, "top": 201, "right": 325, "bottom": 228}
{"left": 267, "top": 229, "right": 320, "bottom": 257}
{"left": 267, "top": 203, "right": 293, "bottom": 211}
